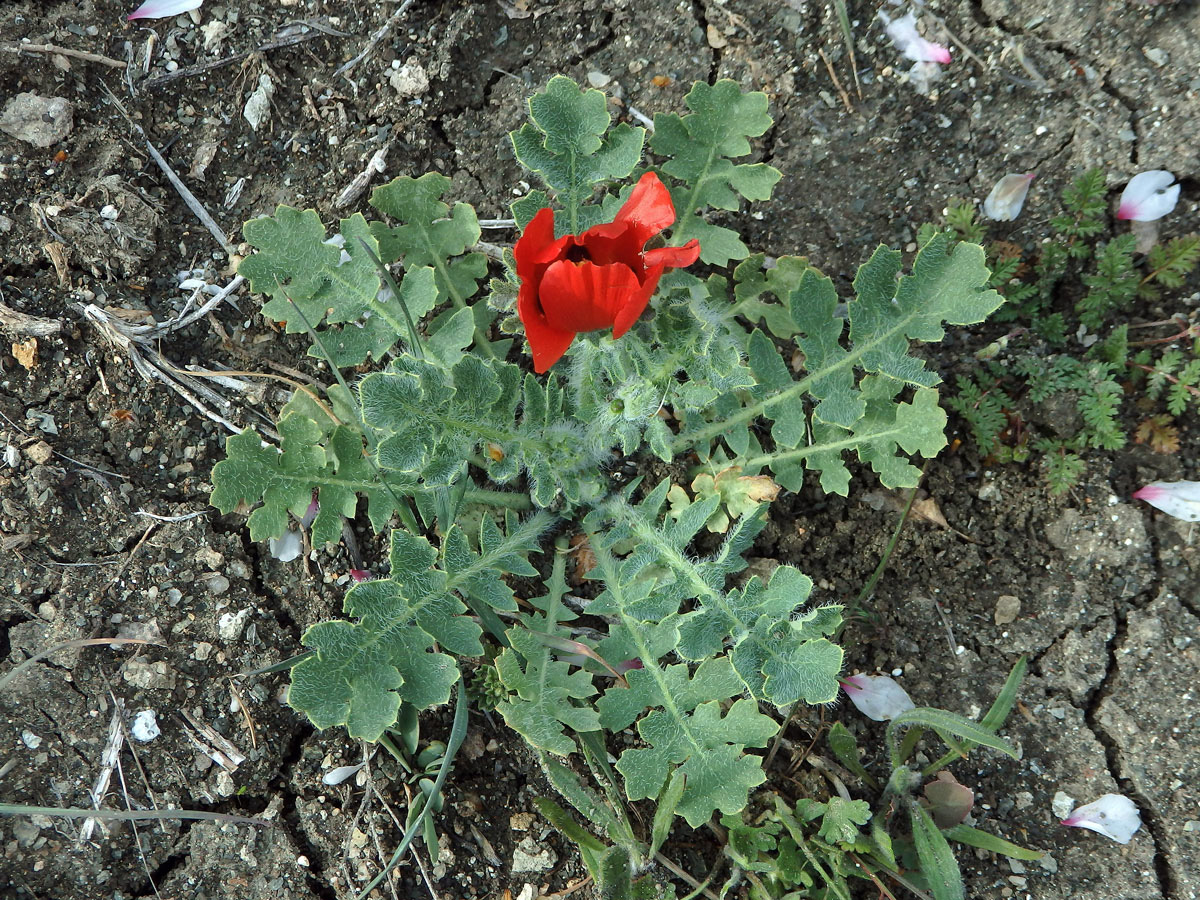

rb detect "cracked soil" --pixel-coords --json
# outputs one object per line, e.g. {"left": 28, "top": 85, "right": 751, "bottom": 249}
{"left": 1, "top": 1, "right": 1198, "bottom": 898}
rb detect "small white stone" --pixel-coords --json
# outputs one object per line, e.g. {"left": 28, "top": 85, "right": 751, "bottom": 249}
{"left": 130, "top": 710, "right": 161, "bottom": 742}
{"left": 20, "top": 730, "right": 42, "bottom": 750}
{"left": 1052, "top": 790, "right": 1075, "bottom": 819}
{"left": 218, "top": 608, "right": 252, "bottom": 642}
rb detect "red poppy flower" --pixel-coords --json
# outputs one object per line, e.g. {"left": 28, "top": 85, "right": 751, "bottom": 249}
{"left": 515, "top": 172, "right": 701, "bottom": 373}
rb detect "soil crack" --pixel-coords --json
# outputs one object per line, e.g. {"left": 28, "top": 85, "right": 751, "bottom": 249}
{"left": 1082, "top": 595, "right": 1178, "bottom": 899}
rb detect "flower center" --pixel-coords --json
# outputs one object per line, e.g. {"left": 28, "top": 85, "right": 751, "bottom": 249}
{"left": 564, "top": 244, "right": 590, "bottom": 263}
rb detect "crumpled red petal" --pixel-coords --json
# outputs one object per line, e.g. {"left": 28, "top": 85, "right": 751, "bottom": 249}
{"left": 613, "top": 171, "right": 677, "bottom": 245}
{"left": 539, "top": 260, "right": 641, "bottom": 333}
{"left": 517, "top": 279, "right": 576, "bottom": 373}
{"left": 612, "top": 266, "right": 664, "bottom": 339}
{"left": 515, "top": 207, "right": 570, "bottom": 279}
{"left": 643, "top": 239, "right": 701, "bottom": 269}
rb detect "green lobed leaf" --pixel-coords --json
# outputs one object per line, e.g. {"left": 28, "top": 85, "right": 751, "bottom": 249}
{"left": 360, "top": 354, "right": 600, "bottom": 506}
{"left": 510, "top": 75, "right": 645, "bottom": 234}
{"left": 240, "top": 208, "right": 421, "bottom": 366}
{"left": 676, "top": 235, "right": 1000, "bottom": 496}
{"left": 287, "top": 511, "right": 554, "bottom": 741}
{"left": 581, "top": 488, "right": 802, "bottom": 827}
{"left": 817, "top": 797, "right": 871, "bottom": 845}
{"left": 496, "top": 551, "right": 601, "bottom": 756}
{"left": 650, "top": 80, "right": 781, "bottom": 265}
{"left": 368, "top": 173, "right": 489, "bottom": 312}
{"left": 850, "top": 234, "right": 1004, "bottom": 386}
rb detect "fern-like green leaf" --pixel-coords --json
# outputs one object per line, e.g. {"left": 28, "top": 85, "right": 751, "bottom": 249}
{"left": 496, "top": 550, "right": 600, "bottom": 756}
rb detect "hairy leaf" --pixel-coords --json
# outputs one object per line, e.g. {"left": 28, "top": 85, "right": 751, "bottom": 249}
{"left": 650, "top": 80, "right": 781, "bottom": 265}
{"left": 288, "top": 512, "right": 554, "bottom": 740}
{"left": 240, "top": 208, "right": 425, "bottom": 366}
{"left": 511, "top": 75, "right": 645, "bottom": 233}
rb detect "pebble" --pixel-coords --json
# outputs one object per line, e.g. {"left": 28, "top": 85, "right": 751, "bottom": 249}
{"left": 20, "top": 730, "right": 42, "bottom": 750}
{"left": 1143, "top": 47, "right": 1168, "bottom": 67}
{"left": 12, "top": 818, "right": 40, "bottom": 847}
{"left": 1052, "top": 790, "right": 1075, "bottom": 819}
{"left": 130, "top": 710, "right": 161, "bottom": 742}
{"left": 25, "top": 441, "right": 52, "bottom": 465}
{"left": 1039, "top": 853, "right": 1059, "bottom": 874}
{"left": 390, "top": 62, "right": 429, "bottom": 98}
{"left": 0, "top": 93, "right": 74, "bottom": 147}
{"left": 510, "top": 835, "right": 556, "bottom": 873}
{"left": 994, "top": 595, "right": 1021, "bottom": 625}
{"left": 218, "top": 608, "right": 252, "bottom": 641}
{"left": 122, "top": 659, "right": 178, "bottom": 691}
{"left": 509, "top": 812, "right": 536, "bottom": 831}
{"left": 216, "top": 770, "right": 236, "bottom": 797}
{"left": 587, "top": 70, "right": 611, "bottom": 88}
{"left": 977, "top": 480, "right": 1002, "bottom": 502}
{"left": 201, "top": 572, "right": 231, "bottom": 595}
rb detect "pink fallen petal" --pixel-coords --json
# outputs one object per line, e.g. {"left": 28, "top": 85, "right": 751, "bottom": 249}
{"left": 1061, "top": 794, "right": 1142, "bottom": 844}
{"left": 300, "top": 497, "right": 320, "bottom": 528}
{"left": 1132, "top": 481, "right": 1200, "bottom": 521}
{"left": 841, "top": 674, "right": 916, "bottom": 721}
{"left": 127, "top": 0, "right": 203, "bottom": 20}
{"left": 983, "top": 173, "right": 1035, "bottom": 222}
{"left": 349, "top": 568, "right": 373, "bottom": 583}
{"left": 1117, "top": 170, "right": 1180, "bottom": 221}
{"left": 880, "top": 10, "right": 952, "bottom": 65}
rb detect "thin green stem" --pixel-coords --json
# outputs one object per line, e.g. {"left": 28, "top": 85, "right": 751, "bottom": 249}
{"left": 850, "top": 469, "right": 924, "bottom": 617}
{"left": 355, "top": 675, "right": 469, "bottom": 900}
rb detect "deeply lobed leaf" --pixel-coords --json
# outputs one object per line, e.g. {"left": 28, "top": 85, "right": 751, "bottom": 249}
{"left": 650, "top": 80, "right": 781, "bottom": 265}
{"left": 289, "top": 511, "right": 554, "bottom": 741}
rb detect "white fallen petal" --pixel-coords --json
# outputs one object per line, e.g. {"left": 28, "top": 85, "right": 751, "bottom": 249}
{"left": 269, "top": 529, "right": 304, "bottom": 562}
{"left": 983, "top": 173, "right": 1035, "bottom": 222}
{"left": 127, "top": 0, "right": 203, "bottom": 20}
{"left": 842, "top": 674, "right": 916, "bottom": 721}
{"left": 1061, "top": 794, "right": 1142, "bottom": 844}
{"left": 1132, "top": 481, "right": 1200, "bottom": 521}
{"left": 1117, "top": 170, "right": 1180, "bottom": 222}
{"left": 323, "top": 763, "right": 366, "bottom": 786}
{"left": 879, "top": 10, "right": 952, "bottom": 64}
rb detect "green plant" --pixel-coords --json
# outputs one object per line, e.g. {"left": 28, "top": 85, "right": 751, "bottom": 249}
{"left": 722, "top": 658, "right": 1039, "bottom": 900}
{"left": 940, "top": 171, "right": 1200, "bottom": 493}
{"left": 211, "top": 76, "right": 1004, "bottom": 894}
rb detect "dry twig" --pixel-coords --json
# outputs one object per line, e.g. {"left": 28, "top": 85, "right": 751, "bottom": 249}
{"left": 0, "top": 301, "right": 63, "bottom": 338}
{"left": 1, "top": 41, "right": 126, "bottom": 69}
{"left": 334, "top": 0, "right": 418, "bottom": 79}
{"left": 141, "top": 21, "right": 344, "bottom": 90}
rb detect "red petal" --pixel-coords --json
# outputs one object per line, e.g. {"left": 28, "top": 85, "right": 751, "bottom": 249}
{"left": 612, "top": 266, "right": 663, "bottom": 339}
{"left": 514, "top": 207, "right": 570, "bottom": 281}
{"left": 517, "top": 279, "right": 576, "bottom": 373}
{"left": 539, "top": 260, "right": 641, "bottom": 333}
{"left": 643, "top": 238, "right": 701, "bottom": 270}
{"left": 613, "top": 172, "right": 677, "bottom": 245}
